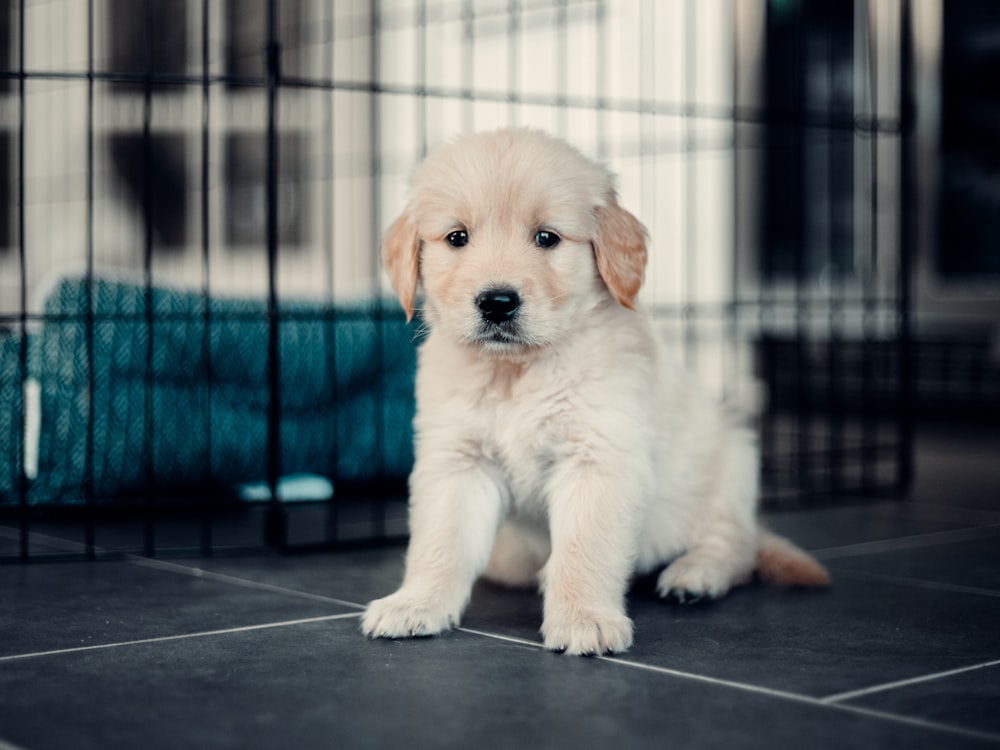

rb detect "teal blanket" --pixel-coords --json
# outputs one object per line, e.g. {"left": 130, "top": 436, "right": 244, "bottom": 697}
{"left": 0, "top": 279, "right": 417, "bottom": 506}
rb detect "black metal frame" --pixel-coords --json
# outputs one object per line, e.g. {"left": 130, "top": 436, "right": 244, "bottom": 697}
{"left": 0, "top": 0, "right": 914, "bottom": 561}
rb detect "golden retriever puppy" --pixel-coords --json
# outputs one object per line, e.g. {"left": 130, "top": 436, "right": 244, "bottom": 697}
{"left": 362, "top": 129, "right": 830, "bottom": 655}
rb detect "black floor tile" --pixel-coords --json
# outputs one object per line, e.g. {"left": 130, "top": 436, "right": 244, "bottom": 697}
{"left": 191, "top": 501, "right": 979, "bottom": 621}
{"left": 458, "top": 574, "right": 1000, "bottom": 700}
{"left": 207, "top": 541, "right": 998, "bottom": 706}
{"left": 0, "top": 557, "right": 356, "bottom": 658}
{"left": 879, "top": 501, "right": 1000, "bottom": 528}
{"left": 0, "top": 525, "right": 58, "bottom": 557}
{"left": 1, "top": 617, "right": 994, "bottom": 750}
{"left": 826, "top": 532, "right": 1000, "bottom": 593}
{"left": 12, "top": 508, "right": 275, "bottom": 556}
{"left": 762, "top": 502, "right": 976, "bottom": 551}
{"left": 178, "top": 514, "right": 1000, "bottom": 706}
{"left": 183, "top": 545, "right": 407, "bottom": 608}
{"left": 3, "top": 424, "right": 999, "bottom": 749}
{"left": 843, "top": 662, "right": 1000, "bottom": 738}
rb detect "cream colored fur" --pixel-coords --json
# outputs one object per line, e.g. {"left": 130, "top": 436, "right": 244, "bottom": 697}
{"left": 362, "top": 129, "right": 829, "bottom": 655}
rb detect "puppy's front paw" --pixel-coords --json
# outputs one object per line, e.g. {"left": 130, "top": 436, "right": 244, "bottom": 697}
{"left": 361, "top": 591, "right": 459, "bottom": 639}
{"left": 541, "top": 609, "right": 634, "bottom": 656}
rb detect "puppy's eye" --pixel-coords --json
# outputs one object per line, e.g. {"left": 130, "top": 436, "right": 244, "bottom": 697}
{"left": 534, "top": 230, "right": 560, "bottom": 249}
{"left": 445, "top": 230, "right": 468, "bottom": 248}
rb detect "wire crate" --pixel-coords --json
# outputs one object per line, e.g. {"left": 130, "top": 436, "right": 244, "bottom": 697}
{"left": 0, "top": 0, "right": 914, "bottom": 560}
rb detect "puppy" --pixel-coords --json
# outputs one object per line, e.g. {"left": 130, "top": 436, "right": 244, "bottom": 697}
{"left": 362, "top": 129, "right": 830, "bottom": 655}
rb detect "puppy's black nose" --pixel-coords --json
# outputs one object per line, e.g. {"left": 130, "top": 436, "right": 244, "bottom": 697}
{"left": 476, "top": 288, "right": 521, "bottom": 325}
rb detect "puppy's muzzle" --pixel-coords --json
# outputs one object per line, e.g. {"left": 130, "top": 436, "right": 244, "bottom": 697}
{"left": 476, "top": 288, "right": 520, "bottom": 326}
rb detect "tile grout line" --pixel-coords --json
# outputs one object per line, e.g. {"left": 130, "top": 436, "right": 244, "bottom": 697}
{"left": 0, "top": 613, "right": 362, "bottom": 664}
{"left": 0, "top": 525, "right": 91, "bottom": 552}
{"left": 900, "top": 501, "right": 1000, "bottom": 527}
{"left": 454, "top": 627, "right": 549, "bottom": 650}
{"left": 811, "top": 524, "right": 1000, "bottom": 561}
{"left": 821, "top": 657, "right": 1000, "bottom": 705}
{"left": 124, "top": 554, "right": 367, "bottom": 611}
{"left": 825, "top": 704, "right": 1000, "bottom": 745}
{"left": 0, "top": 524, "right": 367, "bottom": 611}
{"left": 829, "top": 568, "right": 1000, "bottom": 598}
{"left": 600, "top": 654, "right": 817, "bottom": 704}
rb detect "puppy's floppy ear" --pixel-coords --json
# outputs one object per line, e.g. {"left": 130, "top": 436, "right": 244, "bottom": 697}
{"left": 593, "top": 196, "right": 648, "bottom": 310}
{"left": 381, "top": 211, "right": 420, "bottom": 322}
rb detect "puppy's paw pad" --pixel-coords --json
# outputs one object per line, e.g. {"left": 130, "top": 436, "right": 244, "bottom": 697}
{"left": 541, "top": 611, "right": 633, "bottom": 656}
{"left": 656, "top": 558, "right": 732, "bottom": 603}
{"left": 361, "top": 592, "right": 457, "bottom": 639}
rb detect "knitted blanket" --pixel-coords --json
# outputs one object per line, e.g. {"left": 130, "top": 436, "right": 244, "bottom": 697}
{"left": 0, "top": 278, "right": 417, "bottom": 506}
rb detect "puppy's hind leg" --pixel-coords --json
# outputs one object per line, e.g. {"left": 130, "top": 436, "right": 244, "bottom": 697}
{"left": 656, "top": 427, "right": 758, "bottom": 603}
{"left": 362, "top": 461, "right": 506, "bottom": 639}
{"left": 482, "top": 518, "right": 551, "bottom": 589}
{"left": 656, "top": 524, "right": 756, "bottom": 603}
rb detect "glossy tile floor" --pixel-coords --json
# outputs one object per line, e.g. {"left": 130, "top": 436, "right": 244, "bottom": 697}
{"left": 2, "top": 424, "right": 999, "bottom": 749}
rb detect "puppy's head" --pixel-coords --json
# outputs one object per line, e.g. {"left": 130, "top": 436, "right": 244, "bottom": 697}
{"left": 382, "top": 129, "right": 647, "bottom": 357}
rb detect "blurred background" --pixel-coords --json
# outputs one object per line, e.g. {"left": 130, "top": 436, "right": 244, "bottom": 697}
{"left": 0, "top": 0, "right": 997, "bottom": 556}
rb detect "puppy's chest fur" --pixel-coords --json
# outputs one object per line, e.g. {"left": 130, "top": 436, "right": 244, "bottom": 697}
{"left": 465, "top": 353, "right": 578, "bottom": 502}
{"left": 415, "top": 330, "right": 648, "bottom": 511}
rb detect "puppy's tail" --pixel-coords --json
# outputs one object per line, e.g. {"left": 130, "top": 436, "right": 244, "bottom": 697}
{"left": 755, "top": 529, "right": 832, "bottom": 588}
